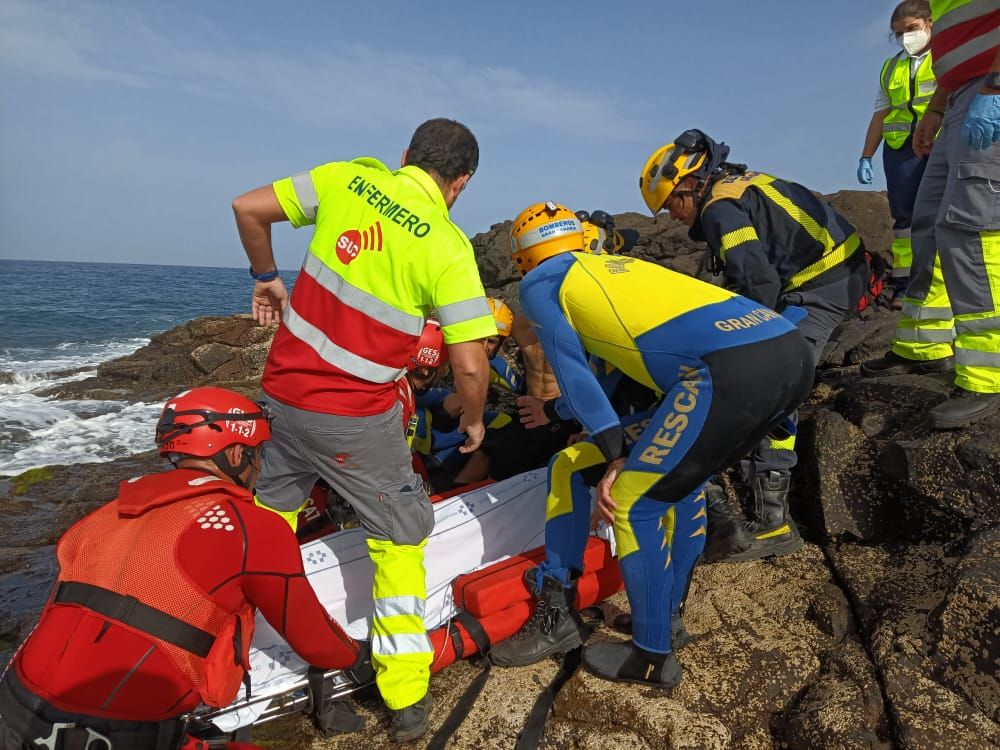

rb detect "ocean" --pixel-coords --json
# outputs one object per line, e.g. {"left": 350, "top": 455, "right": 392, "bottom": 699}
{"left": 0, "top": 259, "right": 296, "bottom": 476}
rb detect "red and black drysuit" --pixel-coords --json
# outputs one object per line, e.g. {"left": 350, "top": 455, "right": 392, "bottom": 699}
{"left": 0, "top": 469, "right": 360, "bottom": 749}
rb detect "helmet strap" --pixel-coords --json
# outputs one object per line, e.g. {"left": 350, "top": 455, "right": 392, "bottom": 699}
{"left": 211, "top": 445, "right": 257, "bottom": 488}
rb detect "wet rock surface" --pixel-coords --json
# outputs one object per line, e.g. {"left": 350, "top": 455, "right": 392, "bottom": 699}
{"left": 3, "top": 191, "right": 998, "bottom": 748}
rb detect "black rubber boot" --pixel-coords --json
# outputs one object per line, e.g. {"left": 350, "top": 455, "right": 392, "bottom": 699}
{"left": 860, "top": 350, "right": 954, "bottom": 377}
{"left": 490, "top": 569, "right": 585, "bottom": 667}
{"left": 719, "top": 471, "right": 803, "bottom": 562}
{"left": 703, "top": 482, "right": 752, "bottom": 563}
{"left": 929, "top": 389, "right": 1000, "bottom": 430}
{"left": 582, "top": 640, "right": 682, "bottom": 689}
{"left": 389, "top": 693, "right": 432, "bottom": 743}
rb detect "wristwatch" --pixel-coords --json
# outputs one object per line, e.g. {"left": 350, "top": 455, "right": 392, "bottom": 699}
{"left": 985, "top": 72, "right": 1000, "bottom": 92}
{"left": 249, "top": 267, "right": 280, "bottom": 282}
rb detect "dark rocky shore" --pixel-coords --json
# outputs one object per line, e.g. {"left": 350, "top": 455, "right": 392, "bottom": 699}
{"left": 2, "top": 192, "right": 997, "bottom": 749}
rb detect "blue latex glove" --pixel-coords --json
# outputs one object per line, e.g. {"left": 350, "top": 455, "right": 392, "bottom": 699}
{"left": 964, "top": 93, "right": 1000, "bottom": 151}
{"left": 857, "top": 157, "right": 873, "bottom": 185}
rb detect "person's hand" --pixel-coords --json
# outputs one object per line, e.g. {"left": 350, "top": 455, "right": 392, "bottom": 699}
{"left": 567, "top": 431, "right": 589, "bottom": 446}
{"left": 856, "top": 157, "right": 873, "bottom": 185}
{"left": 458, "top": 416, "right": 485, "bottom": 453}
{"left": 517, "top": 395, "right": 550, "bottom": 428}
{"left": 913, "top": 110, "right": 943, "bottom": 158}
{"left": 595, "top": 457, "right": 626, "bottom": 524}
{"left": 963, "top": 93, "right": 1000, "bottom": 151}
{"left": 442, "top": 393, "right": 463, "bottom": 418}
{"left": 252, "top": 278, "right": 288, "bottom": 326}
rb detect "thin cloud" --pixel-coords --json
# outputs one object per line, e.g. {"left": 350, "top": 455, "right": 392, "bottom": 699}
{"left": 0, "top": 0, "right": 646, "bottom": 141}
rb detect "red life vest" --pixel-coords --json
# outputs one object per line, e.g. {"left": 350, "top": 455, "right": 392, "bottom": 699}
{"left": 48, "top": 471, "right": 257, "bottom": 708}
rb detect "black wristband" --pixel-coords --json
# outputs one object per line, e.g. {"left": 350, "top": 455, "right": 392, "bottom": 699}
{"left": 542, "top": 398, "right": 561, "bottom": 423}
{"left": 249, "top": 267, "right": 280, "bottom": 282}
{"left": 591, "top": 425, "right": 627, "bottom": 463}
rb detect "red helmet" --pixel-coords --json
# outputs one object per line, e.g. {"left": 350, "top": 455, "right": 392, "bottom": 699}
{"left": 408, "top": 320, "right": 448, "bottom": 371}
{"left": 155, "top": 387, "right": 271, "bottom": 457}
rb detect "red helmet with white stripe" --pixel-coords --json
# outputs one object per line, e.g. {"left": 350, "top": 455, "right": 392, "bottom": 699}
{"left": 155, "top": 387, "right": 271, "bottom": 458}
{"left": 408, "top": 320, "right": 449, "bottom": 371}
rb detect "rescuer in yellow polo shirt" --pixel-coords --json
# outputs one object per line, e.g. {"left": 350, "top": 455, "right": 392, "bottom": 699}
{"left": 232, "top": 118, "right": 496, "bottom": 743}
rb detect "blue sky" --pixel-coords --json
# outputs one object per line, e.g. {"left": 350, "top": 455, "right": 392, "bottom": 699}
{"left": 0, "top": 0, "right": 904, "bottom": 270}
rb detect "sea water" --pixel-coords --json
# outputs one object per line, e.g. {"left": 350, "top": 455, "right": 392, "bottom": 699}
{"left": 0, "top": 259, "right": 296, "bottom": 475}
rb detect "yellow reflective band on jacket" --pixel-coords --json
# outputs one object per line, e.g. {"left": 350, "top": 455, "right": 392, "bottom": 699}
{"left": 701, "top": 172, "right": 776, "bottom": 212}
{"left": 366, "top": 537, "right": 431, "bottom": 710}
{"left": 783, "top": 233, "right": 862, "bottom": 291}
{"left": 769, "top": 434, "right": 796, "bottom": 451}
{"left": 880, "top": 52, "right": 937, "bottom": 149}
{"left": 719, "top": 226, "right": 760, "bottom": 260}
{"left": 272, "top": 158, "right": 495, "bottom": 349}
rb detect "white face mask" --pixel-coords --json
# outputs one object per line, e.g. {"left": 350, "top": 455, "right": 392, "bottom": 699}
{"left": 900, "top": 28, "right": 930, "bottom": 56}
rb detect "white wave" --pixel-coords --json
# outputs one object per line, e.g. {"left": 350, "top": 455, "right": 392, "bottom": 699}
{"left": 0, "top": 337, "right": 158, "bottom": 475}
{"left": 0, "top": 338, "right": 149, "bottom": 376}
{"left": 0, "top": 399, "right": 161, "bottom": 475}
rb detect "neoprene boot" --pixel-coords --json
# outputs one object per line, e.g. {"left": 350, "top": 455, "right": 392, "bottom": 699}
{"left": 929, "top": 389, "right": 1000, "bottom": 430}
{"left": 860, "top": 351, "right": 954, "bottom": 377}
{"left": 389, "top": 693, "right": 432, "bottom": 743}
{"left": 721, "top": 471, "right": 803, "bottom": 562}
{"left": 702, "top": 482, "right": 752, "bottom": 562}
{"left": 610, "top": 613, "right": 691, "bottom": 650}
{"left": 582, "top": 640, "right": 682, "bottom": 689}
{"left": 490, "top": 569, "right": 585, "bottom": 667}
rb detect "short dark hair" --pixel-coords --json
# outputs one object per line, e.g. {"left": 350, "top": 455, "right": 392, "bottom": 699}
{"left": 406, "top": 118, "right": 479, "bottom": 182}
{"left": 891, "top": 0, "right": 931, "bottom": 27}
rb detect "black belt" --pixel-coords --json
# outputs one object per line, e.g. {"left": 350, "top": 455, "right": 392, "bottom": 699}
{"left": 54, "top": 581, "right": 215, "bottom": 658}
{"left": 0, "top": 669, "right": 185, "bottom": 750}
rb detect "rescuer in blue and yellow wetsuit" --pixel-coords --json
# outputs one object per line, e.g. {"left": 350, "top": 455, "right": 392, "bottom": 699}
{"left": 639, "top": 130, "right": 873, "bottom": 564}
{"left": 489, "top": 202, "right": 813, "bottom": 687}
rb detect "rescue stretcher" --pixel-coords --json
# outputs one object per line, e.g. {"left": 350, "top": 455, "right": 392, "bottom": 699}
{"left": 195, "top": 469, "right": 622, "bottom": 738}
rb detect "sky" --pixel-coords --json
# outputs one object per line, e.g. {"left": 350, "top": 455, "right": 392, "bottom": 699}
{"left": 0, "top": 0, "right": 906, "bottom": 270}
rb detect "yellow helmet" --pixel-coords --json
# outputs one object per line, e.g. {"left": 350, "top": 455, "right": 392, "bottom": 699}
{"left": 580, "top": 219, "right": 608, "bottom": 255}
{"left": 487, "top": 297, "right": 514, "bottom": 337}
{"left": 639, "top": 138, "right": 708, "bottom": 214}
{"left": 510, "top": 201, "right": 584, "bottom": 276}
{"left": 577, "top": 210, "right": 638, "bottom": 255}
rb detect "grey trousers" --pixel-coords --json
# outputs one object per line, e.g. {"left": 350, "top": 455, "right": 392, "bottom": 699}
{"left": 902, "top": 77, "right": 1000, "bottom": 393}
{"left": 256, "top": 397, "right": 434, "bottom": 545}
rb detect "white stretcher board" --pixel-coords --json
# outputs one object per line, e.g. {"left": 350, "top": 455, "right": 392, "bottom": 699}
{"left": 210, "top": 469, "right": 555, "bottom": 731}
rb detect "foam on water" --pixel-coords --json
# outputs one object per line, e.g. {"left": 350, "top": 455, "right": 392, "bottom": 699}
{"left": 0, "top": 337, "right": 158, "bottom": 475}
{"left": 0, "top": 338, "right": 150, "bottom": 376}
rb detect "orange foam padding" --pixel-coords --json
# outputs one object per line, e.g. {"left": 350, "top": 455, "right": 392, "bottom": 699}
{"left": 429, "top": 600, "right": 533, "bottom": 673}
{"left": 574, "top": 559, "right": 623, "bottom": 609}
{"left": 455, "top": 537, "right": 616, "bottom": 618}
{"left": 429, "top": 561, "right": 623, "bottom": 673}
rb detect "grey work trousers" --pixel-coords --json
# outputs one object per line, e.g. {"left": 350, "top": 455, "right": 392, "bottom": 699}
{"left": 902, "top": 77, "right": 1000, "bottom": 393}
{"left": 255, "top": 397, "right": 434, "bottom": 545}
